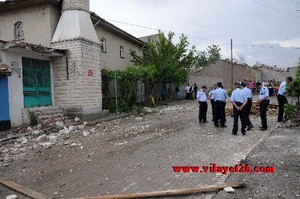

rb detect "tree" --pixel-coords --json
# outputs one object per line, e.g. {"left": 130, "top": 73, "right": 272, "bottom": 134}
{"left": 288, "top": 59, "right": 300, "bottom": 104}
{"left": 196, "top": 45, "right": 221, "bottom": 68}
{"left": 130, "top": 32, "right": 198, "bottom": 87}
{"left": 207, "top": 44, "right": 221, "bottom": 63}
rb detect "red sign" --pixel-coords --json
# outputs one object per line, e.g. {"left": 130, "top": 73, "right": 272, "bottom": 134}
{"left": 88, "top": 69, "right": 93, "bottom": 76}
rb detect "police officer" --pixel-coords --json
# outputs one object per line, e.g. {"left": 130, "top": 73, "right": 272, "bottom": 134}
{"left": 197, "top": 85, "right": 208, "bottom": 124}
{"left": 241, "top": 82, "right": 254, "bottom": 130}
{"left": 257, "top": 82, "right": 270, "bottom": 131}
{"left": 231, "top": 82, "right": 248, "bottom": 135}
{"left": 277, "top": 76, "right": 293, "bottom": 122}
{"left": 212, "top": 82, "right": 228, "bottom": 127}
{"left": 209, "top": 84, "right": 217, "bottom": 121}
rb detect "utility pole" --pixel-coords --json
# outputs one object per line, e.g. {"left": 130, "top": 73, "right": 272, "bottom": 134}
{"left": 231, "top": 39, "right": 233, "bottom": 86}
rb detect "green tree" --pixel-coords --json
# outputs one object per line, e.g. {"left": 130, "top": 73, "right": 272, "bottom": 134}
{"left": 207, "top": 44, "right": 221, "bottom": 63}
{"left": 288, "top": 59, "right": 300, "bottom": 104}
{"left": 130, "top": 32, "right": 198, "bottom": 87}
{"left": 196, "top": 44, "right": 221, "bottom": 67}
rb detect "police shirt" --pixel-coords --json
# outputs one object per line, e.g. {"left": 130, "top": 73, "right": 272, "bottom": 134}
{"left": 197, "top": 90, "right": 207, "bottom": 102}
{"left": 277, "top": 81, "right": 287, "bottom": 97}
{"left": 209, "top": 89, "right": 215, "bottom": 100}
{"left": 258, "top": 86, "right": 269, "bottom": 101}
{"left": 242, "top": 87, "right": 253, "bottom": 100}
{"left": 231, "top": 88, "right": 247, "bottom": 104}
{"left": 213, "top": 88, "right": 228, "bottom": 102}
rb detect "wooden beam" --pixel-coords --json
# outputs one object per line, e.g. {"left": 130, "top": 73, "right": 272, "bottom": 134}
{"left": 73, "top": 182, "right": 246, "bottom": 199}
{"left": 0, "top": 177, "right": 52, "bottom": 199}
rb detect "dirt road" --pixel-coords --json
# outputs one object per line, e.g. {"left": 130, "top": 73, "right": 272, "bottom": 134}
{"left": 0, "top": 101, "right": 277, "bottom": 199}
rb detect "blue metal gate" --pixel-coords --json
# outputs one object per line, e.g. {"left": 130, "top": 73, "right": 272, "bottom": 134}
{"left": 0, "top": 76, "right": 11, "bottom": 131}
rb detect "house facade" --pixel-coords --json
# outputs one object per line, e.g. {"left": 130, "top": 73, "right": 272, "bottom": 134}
{"left": 0, "top": 0, "right": 145, "bottom": 128}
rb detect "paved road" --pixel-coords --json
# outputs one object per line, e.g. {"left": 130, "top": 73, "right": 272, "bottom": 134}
{"left": 0, "top": 101, "right": 278, "bottom": 199}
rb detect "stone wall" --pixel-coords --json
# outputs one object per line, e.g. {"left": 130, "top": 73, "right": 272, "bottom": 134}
{"left": 191, "top": 60, "right": 262, "bottom": 89}
{"left": 51, "top": 39, "right": 102, "bottom": 116}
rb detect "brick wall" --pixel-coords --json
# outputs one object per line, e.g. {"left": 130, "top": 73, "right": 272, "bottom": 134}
{"left": 62, "top": 0, "right": 89, "bottom": 12}
{"left": 51, "top": 39, "right": 102, "bottom": 112}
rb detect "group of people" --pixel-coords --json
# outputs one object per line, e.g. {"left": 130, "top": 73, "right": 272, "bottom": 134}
{"left": 184, "top": 84, "right": 198, "bottom": 100}
{"left": 195, "top": 76, "right": 293, "bottom": 135}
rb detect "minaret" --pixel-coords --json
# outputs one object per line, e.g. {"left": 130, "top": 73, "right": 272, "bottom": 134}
{"left": 52, "top": 0, "right": 98, "bottom": 43}
{"left": 51, "top": 0, "right": 106, "bottom": 120}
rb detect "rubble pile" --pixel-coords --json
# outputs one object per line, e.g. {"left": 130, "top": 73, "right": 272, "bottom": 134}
{"left": 0, "top": 118, "right": 97, "bottom": 167}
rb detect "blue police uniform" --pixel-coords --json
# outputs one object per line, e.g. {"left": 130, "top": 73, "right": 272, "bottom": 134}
{"left": 209, "top": 89, "right": 216, "bottom": 121}
{"left": 243, "top": 87, "right": 253, "bottom": 129}
{"left": 213, "top": 88, "right": 227, "bottom": 127}
{"left": 231, "top": 88, "right": 247, "bottom": 135}
{"left": 277, "top": 81, "right": 288, "bottom": 122}
{"left": 259, "top": 85, "right": 270, "bottom": 130}
{"left": 197, "top": 89, "right": 208, "bottom": 123}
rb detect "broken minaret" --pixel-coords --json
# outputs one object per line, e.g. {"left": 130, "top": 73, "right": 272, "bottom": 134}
{"left": 51, "top": 0, "right": 105, "bottom": 120}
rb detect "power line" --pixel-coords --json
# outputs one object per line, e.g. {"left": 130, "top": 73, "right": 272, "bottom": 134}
{"left": 250, "top": 0, "right": 300, "bottom": 18}
{"left": 248, "top": 31, "right": 300, "bottom": 55}
{"left": 105, "top": 18, "right": 300, "bottom": 50}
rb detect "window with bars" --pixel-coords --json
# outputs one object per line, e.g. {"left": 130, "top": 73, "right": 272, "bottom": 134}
{"left": 14, "top": 21, "right": 24, "bottom": 40}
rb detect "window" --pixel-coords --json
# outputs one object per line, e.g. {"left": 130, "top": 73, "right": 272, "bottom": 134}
{"left": 14, "top": 21, "right": 24, "bottom": 40}
{"left": 120, "top": 46, "right": 124, "bottom": 58}
{"left": 100, "top": 38, "right": 106, "bottom": 52}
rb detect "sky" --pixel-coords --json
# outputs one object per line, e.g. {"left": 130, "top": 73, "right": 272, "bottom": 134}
{"left": 90, "top": 0, "right": 300, "bottom": 68}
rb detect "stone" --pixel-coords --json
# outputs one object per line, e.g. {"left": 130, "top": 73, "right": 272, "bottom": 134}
{"left": 83, "top": 131, "right": 90, "bottom": 137}
{"left": 36, "top": 134, "right": 47, "bottom": 142}
{"left": 37, "top": 124, "right": 42, "bottom": 129}
{"left": 3, "top": 163, "right": 10, "bottom": 167}
{"left": 19, "top": 148, "right": 27, "bottom": 153}
{"left": 77, "top": 125, "right": 85, "bottom": 130}
{"left": 135, "top": 117, "right": 143, "bottom": 122}
{"left": 48, "top": 135, "right": 58, "bottom": 143}
{"left": 18, "top": 137, "right": 28, "bottom": 144}
{"left": 27, "top": 127, "right": 33, "bottom": 132}
{"left": 4, "top": 154, "right": 13, "bottom": 163}
{"left": 32, "top": 130, "right": 41, "bottom": 136}
{"left": 83, "top": 122, "right": 88, "bottom": 125}
{"left": 74, "top": 117, "right": 80, "bottom": 122}
{"left": 55, "top": 121, "right": 64, "bottom": 128}
{"left": 6, "top": 194, "right": 18, "bottom": 199}
{"left": 224, "top": 186, "right": 235, "bottom": 193}
{"left": 90, "top": 128, "right": 96, "bottom": 134}
{"left": 2, "top": 149, "right": 9, "bottom": 153}
{"left": 79, "top": 146, "right": 84, "bottom": 150}
{"left": 70, "top": 143, "right": 77, "bottom": 147}
{"left": 39, "top": 142, "right": 53, "bottom": 149}
{"left": 145, "top": 125, "right": 150, "bottom": 128}
{"left": 68, "top": 126, "right": 76, "bottom": 132}
{"left": 11, "top": 148, "right": 20, "bottom": 155}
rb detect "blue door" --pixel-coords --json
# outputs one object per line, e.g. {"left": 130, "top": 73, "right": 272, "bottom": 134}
{"left": 0, "top": 76, "right": 11, "bottom": 131}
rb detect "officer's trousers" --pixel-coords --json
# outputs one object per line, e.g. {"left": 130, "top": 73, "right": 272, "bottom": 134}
{"left": 260, "top": 100, "right": 269, "bottom": 129}
{"left": 244, "top": 99, "right": 253, "bottom": 127}
{"left": 199, "top": 101, "right": 208, "bottom": 122}
{"left": 232, "top": 102, "right": 246, "bottom": 134}
{"left": 277, "top": 94, "right": 287, "bottom": 122}
{"left": 214, "top": 101, "right": 226, "bottom": 126}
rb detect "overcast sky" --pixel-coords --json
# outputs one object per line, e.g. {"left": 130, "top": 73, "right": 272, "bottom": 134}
{"left": 90, "top": 0, "right": 300, "bottom": 68}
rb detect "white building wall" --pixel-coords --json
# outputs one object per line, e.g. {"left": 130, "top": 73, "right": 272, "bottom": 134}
{"left": 0, "top": 4, "right": 60, "bottom": 47}
{"left": 95, "top": 26, "right": 142, "bottom": 71}
{"left": 51, "top": 39, "right": 102, "bottom": 113}
{"left": 1, "top": 50, "right": 52, "bottom": 127}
